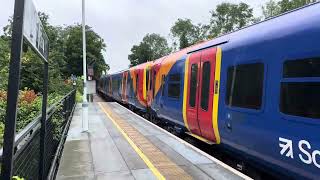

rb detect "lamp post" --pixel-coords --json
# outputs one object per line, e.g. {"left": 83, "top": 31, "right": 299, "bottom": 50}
{"left": 82, "top": 0, "right": 89, "bottom": 132}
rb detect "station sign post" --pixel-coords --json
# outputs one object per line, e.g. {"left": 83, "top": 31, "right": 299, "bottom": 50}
{"left": 1, "top": 0, "right": 49, "bottom": 179}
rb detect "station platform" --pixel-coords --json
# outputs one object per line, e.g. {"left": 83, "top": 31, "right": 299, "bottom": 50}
{"left": 56, "top": 100, "right": 251, "bottom": 180}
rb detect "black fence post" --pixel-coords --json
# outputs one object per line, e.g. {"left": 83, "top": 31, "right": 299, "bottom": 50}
{"left": 0, "top": 0, "right": 26, "bottom": 179}
{"left": 39, "top": 62, "right": 49, "bottom": 179}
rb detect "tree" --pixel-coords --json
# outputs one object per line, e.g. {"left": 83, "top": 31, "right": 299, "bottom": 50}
{"left": 262, "top": 0, "right": 317, "bottom": 19}
{"left": 208, "top": 2, "right": 256, "bottom": 37}
{"left": 170, "top": 19, "right": 208, "bottom": 50}
{"left": 262, "top": 0, "right": 281, "bottom": 18}
{"left": 0, "top": 13, "right": 109, "bottom": 93}
{"left": 0, "top": 36, "right": 10, "bottom": 89}
{"left": 63, "top": 25, "right": 109, "bottom": 78}
{"left": 128, "top": 33, "right": 171, "bottom": 67}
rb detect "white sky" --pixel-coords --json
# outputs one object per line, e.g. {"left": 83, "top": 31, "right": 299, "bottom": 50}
{"left": 0, "top": 0, "right": 268, "bottom": 73}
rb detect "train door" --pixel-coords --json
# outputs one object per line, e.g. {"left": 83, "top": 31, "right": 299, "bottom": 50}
{"left": 186, "top": 51, "right": 202, "bottom": 135}
{"left": 186, "top": 48, "right": 217, "bottom": 142}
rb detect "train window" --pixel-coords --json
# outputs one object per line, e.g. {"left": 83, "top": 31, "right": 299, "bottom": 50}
{"left": 161, "top": 75, "right": 166, "bottom": 95}
{"left": 136, "top": 74, "right": 139, "bottom": 95}
{"left": 146, "top": 69, "right": 149, "bottom": 91}
{"left": 168, "top": 83, "right": 180, "bottom": 98}
{"left": 201, "top": 62, "right": 211, "bottom": 111}
{"left": 167, "top": 74, "right": 180, "bottom": 99}
{"left": 169, "top": 74, "right": 180, "bottom": 81}
{"left": 283, "top": 58, "right": 320, "bottom": 78}
{"left": 226, "top": 63, "right": 264, "bottom": 110}
{"left": 280, "top": 82, "right": 320, "bottom": 119}
{"left": 153, "top": 71, "right": 156, "bottom": 98}
{"left": 189, "top": 64, "right": 198, "bottom": 107}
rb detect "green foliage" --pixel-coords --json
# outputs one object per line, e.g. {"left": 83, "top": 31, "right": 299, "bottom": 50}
{"left": 0, "top": 12, "right": 103, "bottom": 147}
{"left": 0, "top": 89, "right": 66, "bottom": 147}
{"left": 0, "top": 36, "right": 10, "bottom": 89}
{"left": 128, "top": 33, "right": 171, "bottom": 66}
{"left": 170, "top": 19, "right": 206, "bottom": 50}
{"left": 63, "top": 25, "right": 109, "bottom": 78}
{"left": 262, "top": 0, "right": 317, "bottom": 19}
{"left": 208, "top": 2, "right": 256, "bottom": 37}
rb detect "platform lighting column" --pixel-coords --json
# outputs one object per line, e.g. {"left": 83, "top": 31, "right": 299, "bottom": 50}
{"left": 82, "top": 0, "right": 89, "bottom": 132}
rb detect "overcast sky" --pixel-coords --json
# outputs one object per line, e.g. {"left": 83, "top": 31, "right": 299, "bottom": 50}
{"left": 1, "top": 0, "right": 268, "bottom": 73}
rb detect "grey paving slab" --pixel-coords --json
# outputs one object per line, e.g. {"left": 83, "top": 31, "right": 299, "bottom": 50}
{"left": 66, "top": 116, "right": 89, "bottom": 141}
{"left": 56, "top": 174, "right": 94, "bottom": 180}
{"left": 56, "top": 140, "right": 94, "bottom": 178}
{"left": 99, "top": 113, "right": 122, "bottom": 138}
{"left": 147, "top": 136, "right": 191, "bottom": 166}
{"left": 90, "top": 137, "right": 129, "bottom": 174}
{"left": 131, "top": 169, "right": 157, "bottom": 180}
{"left": 96, "top": 171, "right": 135, "bottom": 180}
{"left": 198, "top": 163, "right": 244, "bottom": 180}
{"left": 156, "top": 134, "right": 212, "bottom": 165}
{"left": 180, "top": 165, "right": 214, "bottom": 180}
{"left": 113, "top": 136, "right": 148, "bottom": 170}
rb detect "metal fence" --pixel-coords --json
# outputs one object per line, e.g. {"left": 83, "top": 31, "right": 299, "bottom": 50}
{"left": 0, "top": 90, "right": 76, "bottom": 180}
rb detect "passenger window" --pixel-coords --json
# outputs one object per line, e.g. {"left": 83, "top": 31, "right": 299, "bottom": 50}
{"left": 283, "top": 58, "right": 320, "bottom": 78}
{"left": 153, "top": 71, "right": 156, "bottom": 98}
{"left": 201, "top": 62, "right": 211, "bottom": 111}
{"left": 146, "top": 69, "right": 149, "bottom": 91}
{"left": 136, "top": 75, "right": 139, "bottom": 95}
{"left": 168, "top": 84, "right": 180, "bottom": 98}
{"left": 226, "top": 63, "right": 264, "bottom": 110}
{"left": 189, "top": 64, "right": 198, "bottom": 107}
{"left": 280, "top": 82, "right": 320, "bottom": 119}
{"left": 161, "top": 75, "right": 165, "bottom": 95}
{"left": 169, "top": 74, "right": 180, "bottom": 81}
{"left": 280, "top": 58, "right": 320, "bottom": 119}
{"left": 168, "top": 74, "right": 180, "bottom": 99}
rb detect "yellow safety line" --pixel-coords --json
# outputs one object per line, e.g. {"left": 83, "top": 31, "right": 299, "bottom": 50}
{"left": 98, "top": 103, "right": 165, "bottom": 180}
{"left": 212, "top": 47, "right": 222, "bottom": 144}
{"left": 182, "top": 55, "right": 190, "bottom": 131}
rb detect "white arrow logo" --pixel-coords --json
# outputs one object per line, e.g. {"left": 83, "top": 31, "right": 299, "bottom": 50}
{"left": 279, "top": 137, "right": 294, "bottom": 159}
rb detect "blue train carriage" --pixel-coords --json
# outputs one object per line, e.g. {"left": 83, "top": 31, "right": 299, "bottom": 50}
{"left": 147, "top": 3, "right": 320, "bottom": 179}
{"left": 99, "top": 2, "right": 320, "bottom": 179}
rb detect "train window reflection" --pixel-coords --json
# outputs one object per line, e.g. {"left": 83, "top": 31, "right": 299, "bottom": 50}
{"left": 284, "top": 58, "right": 320, "bottom": 78}
{"left": 189, "top": 64, "right": 198, "bottom": 107}
{"left": 226, "top": 63, "right": 264, "bottom": 110}
{"left": 201, "top": 62, "right": 211, "bottom": 111}
{"left": 281, "top": 82, "right": 320, "bottom": 119}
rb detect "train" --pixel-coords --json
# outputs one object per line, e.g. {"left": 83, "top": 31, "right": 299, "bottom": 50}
{"left": 98, "top": 3, "right": 320, "bottom": 179}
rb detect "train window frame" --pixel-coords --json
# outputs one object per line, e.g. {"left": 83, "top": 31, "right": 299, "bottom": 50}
{"left": 279, "top": 57, "right": 320, "bottom": 121}
{"left": 136, "top": 74, "right": 139, "bottom": 95}
{"left": 189, "top": 63, "right": 198, "bottom": 108}
{"left": 200, "top": 61, "right": 211, "bottom": 111}
{"left": 153, "top": 70, "right": 156, "bottom": 98}
{"left": 225, "top": 62, "right": 266, "bottom": 113}
{"left": 161, "top": 75, "right": 166, "bottom": 96}
{"left": 146, "top": 68, "right": 150, "bottom": 92}
{"left": 167, "top": 83, "right": 180, "bottom": 99}
{"left": 167, "top": 73, "right": 181, "bottom": 99}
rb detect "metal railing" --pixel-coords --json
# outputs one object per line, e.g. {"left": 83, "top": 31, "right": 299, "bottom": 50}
{"left": 0, "top": 90, "right": 76, "bottom": 180}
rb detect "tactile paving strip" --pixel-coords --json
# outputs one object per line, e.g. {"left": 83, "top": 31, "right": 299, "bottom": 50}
{"left": 100, "top": 103, "right": 192, "bottom": 180}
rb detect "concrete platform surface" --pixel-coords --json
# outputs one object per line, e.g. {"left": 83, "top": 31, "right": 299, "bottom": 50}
{"left": 56, "top": 101, "right": 251, "bottom": 180}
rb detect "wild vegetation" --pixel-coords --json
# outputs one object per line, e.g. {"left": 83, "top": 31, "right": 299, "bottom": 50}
{"left": 128, "top": 0, "right": 317, "bottom": 66}
{"left": 0, "top": 13, "right": 109, "bottom": 146}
